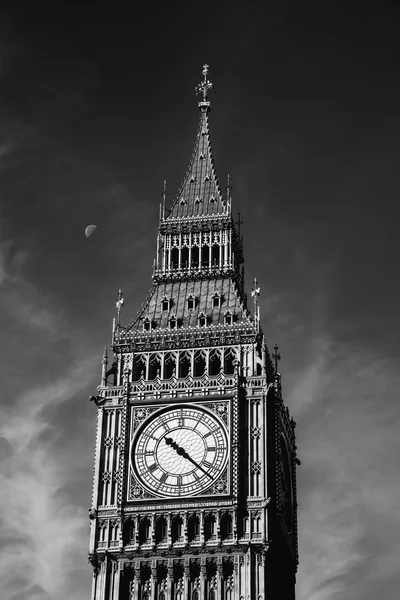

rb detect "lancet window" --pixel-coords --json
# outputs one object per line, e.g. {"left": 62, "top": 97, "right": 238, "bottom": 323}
{"left": 209, "top": 349, "right": 221, "bottom": 376}
{"left": 139, "top": 517, "right": 151, "bottom": 544}
{"left": 212, "top": 293, "right": 221, "bottom": 308}
{"left": 224, "top": 348, "right": 236, "bottom": 374}
{"left": 193, "top": 350, "right": 206, "bottom": 377}
{"left": 188, "top": 514, "right": 200, "bottom": 542}
{"left": 132, "top": 355, "right": 146, "bottom": 381}
{"left": 164, "top": 353, "right": 176, "bottom": 379}
{"left": 155, "top": 516, "right": 168, "bottom": 544}
{"left": 221, "top": 512, "right": 233, "bottom": 540}
{"left": 171, "top": 515, "right": 184, "bottom": 543}
{"left": 178, "top": 352, "right": 191, "bottom": 378}
{"left": 204, "top": 514, "right": 216, "bottom": 541}
{"left": 148, "top": 354, "right": 161, "bottom": 380}
{"left": 224, "top": 311, "right": 233, "bottom": 325}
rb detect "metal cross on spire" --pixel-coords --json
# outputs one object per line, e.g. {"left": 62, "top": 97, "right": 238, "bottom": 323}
{"left": 195, "top": 64, "right": 214, "bottom": 106}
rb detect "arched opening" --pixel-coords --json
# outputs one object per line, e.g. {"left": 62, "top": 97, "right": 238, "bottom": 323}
{"left": 155, "top": 517, "right": 167, "bottom": 544}
{"left": 148, "top": 354, "right": 161, "bottom": 380}
{"left": 181, "top": 247, "right": 189, "bottom": 269}
{"left": 139, "top": 517, "right": 151, "bottom": 544}
{"left": 171, "top": 248, "right": 179, "bottom": 269}
{"left": 224, "top": 349, "right": 236, "bottom": 375}
{"left": 209, "top": 349, "right": 221, "bottom": 376}
{"left": 193, "top": 350, "right": 206, "bottom": 377}
{"left": 132, "top": 355, "right": 146, "bottom": 381}
{"left": 164, "top": 353, "right": 176, "bottom": 379}
{"left": 179, "top": 352, "right": 191, "bottom": 378}
{"left": 201, "top": 244, "right": 209, "bottom": 268}
{"left": 211, "top": 244, "right": 219, "bottom": 267}
{"left": 221, "top": 512, "right": 233, "bottom": 540}
{"left": 188, "top": 514, "right": 200, "bottom": 542}
{"left": 171, "top": 516, "right": 183, "bottom": 543}
{"left": 204, "top": 514, "right": 216, "bottom": 541}
{"left": 191, "top": 246, "right": 199, "bottom": 269}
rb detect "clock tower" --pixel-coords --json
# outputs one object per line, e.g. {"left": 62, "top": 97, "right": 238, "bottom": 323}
{"left": 88, "top": 65, "right": 300, "bottom": 600}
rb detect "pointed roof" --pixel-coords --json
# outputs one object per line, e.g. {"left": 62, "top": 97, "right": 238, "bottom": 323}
{"left": 127, "top": 277, "right": 251, "bottom": 333}
{"left": 166, "top": 65, "right": 229, "bottom": 220}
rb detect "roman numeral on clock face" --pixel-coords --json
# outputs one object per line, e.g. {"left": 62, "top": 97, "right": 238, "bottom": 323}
{"left": 148, "top": 463, "right": 157, "bottom": 472}
{"left": 159, "top": 472, "right": 168, "bottom": 484}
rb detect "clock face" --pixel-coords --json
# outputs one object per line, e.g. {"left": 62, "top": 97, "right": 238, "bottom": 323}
{"left": 132, "top": 405, "right": 229, "bottom": 497}
{"left": 280, "top": 434, "right": 293, "bottom": 533}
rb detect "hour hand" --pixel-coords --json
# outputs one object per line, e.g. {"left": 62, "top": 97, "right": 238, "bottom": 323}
{"left": 164, "top": 437, "right": 212, "bottom": 480}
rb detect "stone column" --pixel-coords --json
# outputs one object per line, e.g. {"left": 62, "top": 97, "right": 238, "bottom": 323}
{"left": 134, "top": 562, "right": 141, "bottom": 600}
{"left": 151, "top": 563, "right": 157, "bottom": 600}
{"left": 200, "top": 563, "right": 206, "bottom": 600}
{"left": 217, "top": 561, "right": 223, "bottom": 600}
{"left": 184, "top": 563, "right": 190, "bottom": 600}
{"left": 167, "top": 562, "right": 174, "bottom": 600}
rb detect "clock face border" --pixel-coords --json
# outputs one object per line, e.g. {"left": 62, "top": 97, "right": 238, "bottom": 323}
{"left": 130, "top": 402, "right": 230, "bottom": 500}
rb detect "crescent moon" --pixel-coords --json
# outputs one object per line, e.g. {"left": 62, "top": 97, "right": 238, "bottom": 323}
{"left": 85, "top": 224, "right": 97, "bottom": 238}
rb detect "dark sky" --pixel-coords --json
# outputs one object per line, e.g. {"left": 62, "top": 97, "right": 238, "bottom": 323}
{"left": 0, "top": 2, "right": 399, "bottom": 599}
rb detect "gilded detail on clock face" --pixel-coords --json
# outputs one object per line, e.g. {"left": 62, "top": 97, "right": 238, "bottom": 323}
{"left": 132, "top": 405, "right": 229, "bottom": 497}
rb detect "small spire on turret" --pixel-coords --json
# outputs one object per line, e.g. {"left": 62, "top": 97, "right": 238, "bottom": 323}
{"left": 251, "top": 278, "right": 261, "bottom": 332}
{"left": 195, "top": 64, "right": 214, "bottom": 111}
{"left": 161, "top": 180, "right": 167, "bottom": 219}
{"left": 115, "top": 289, "right": 124, "bottom": 327}
{"left": 226, "top": 174, "right": 232, "bottom": 210}
{"left": 273, "top": 344, "right": 281, "bottom": 374}
{"left": 101, "top": 347, "right": 108, "bottom": 387}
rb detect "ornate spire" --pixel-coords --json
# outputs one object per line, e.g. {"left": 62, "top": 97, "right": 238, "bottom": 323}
{"left": 165, "top": 64, "right": 226, "bottom": 219}
{"left": 195, "top": 64, "right": 214, "bottom": 111}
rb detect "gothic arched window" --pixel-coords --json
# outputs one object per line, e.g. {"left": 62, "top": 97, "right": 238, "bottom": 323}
{"left": 193, "top": 350, "right": 206, "bottom": 377}
{"left": 139, "top": 517, "right": 151, "bottom": 544}
{"left": 209, "top": 349, "right": 221, "bottom": 376}
{"left": 211, "top": 244, "right": 219, "bottom": 267}
{"left": 164, "top": 353, "right": 176, "bottom": 379}
{"left": 224, "top": 312, "right": 233, "bottom": 326}
{"left": 171, "top": 516, "right": 184, "bottom": 543}
{"left": 224, "top": 349, "right": 236, "bottom": 375}
{"left": 221, "top": 512, "right": 233, "bottom": 540}
{"left": 198, "top": 313, "right": 207, "bottom": 327}
{"left": 132, "top": 355, "right": 146, "bottom": 381}
{"left": 204, "top": 514, "right": 216, "bottom": 541}
{"left": 181, "top": 246, "right": 189, "bottom": 269}
{"left": 155, "top": 516, "right": 168, "bottom": 544}
{"left": 148, "top": 354, "right": 161, "bottom": 380}
{"left": 179, "top": 352, "right": 191, "bottom": 378}
{"left": 188, "top": 514, "right": 200, "bottom": 542}
{"left": 171, "top": 247, "right": 179, "bottom": 269}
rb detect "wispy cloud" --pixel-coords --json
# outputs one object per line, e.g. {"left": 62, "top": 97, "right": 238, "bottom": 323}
{"left": 0, "top": 230, "right": 97, "bottom": 599}
{"left": 294, "top": 343, "right": 400, "bottom": 600}
{"left": 0, "top": 360, "right": 96, "bottom": 600}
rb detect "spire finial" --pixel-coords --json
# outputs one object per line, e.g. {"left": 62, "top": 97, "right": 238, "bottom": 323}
{"left": 115, "top": 289, "right": 124, "bottom": 326}
{"left": 251, "top": 278, "right": 261, "bottom": 332}
{"left": 273, "top": 344, "right": 281, "bottom": 374}
{"left": 195, "top": 64, "right": 214, "bottom": 110}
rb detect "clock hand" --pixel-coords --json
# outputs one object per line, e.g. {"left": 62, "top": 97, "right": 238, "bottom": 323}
{"left": 164, "top": 437, "right": 213, "bottom": 480}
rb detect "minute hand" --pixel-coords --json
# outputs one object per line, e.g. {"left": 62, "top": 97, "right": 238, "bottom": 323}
{"left": 165, "top": 437, "right": 213, "bottom": 480}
